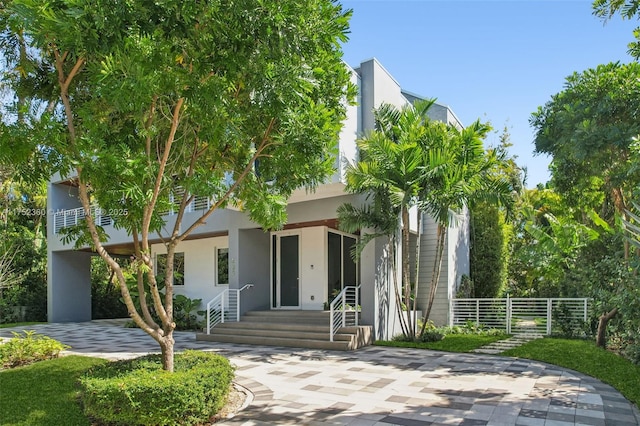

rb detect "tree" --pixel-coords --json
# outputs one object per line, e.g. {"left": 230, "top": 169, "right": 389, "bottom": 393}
{"left": 338, "top": 100, "right": 437, "bottom": 339}
{"left": 1, "top": 0, "right": 354, "bottom": 371}
{"left": 470, "top": 128, "right": 522, "bottom": 298}
{"left": 531, "top": 62, "right": 640, "bottom": 228}
{"left": 418, "top": 120, "right": 514, "bottom": 334}
{"left": 339, "top": 100, "right": 513, "bottom": 339}
{"left": 531, "top": 62, "right": 640, "bottom": 346}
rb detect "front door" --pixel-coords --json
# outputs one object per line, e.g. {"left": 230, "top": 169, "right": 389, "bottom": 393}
{"left": 272, "top": 234, "right": 300, "bottom": 308}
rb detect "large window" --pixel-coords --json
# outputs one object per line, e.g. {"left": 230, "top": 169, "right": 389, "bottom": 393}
{"left": 156, "top": 252, "right": 185, "bottom": 286}
{"left": 216, "top": 247, "right": 229, "bottom": 286}
{"left": 327, "top": 231, "right": 358, "bottom": 301}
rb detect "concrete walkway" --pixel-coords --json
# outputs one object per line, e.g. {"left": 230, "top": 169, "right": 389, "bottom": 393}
{"left": 1, "top": 322, "right": 639, "bottom": 426}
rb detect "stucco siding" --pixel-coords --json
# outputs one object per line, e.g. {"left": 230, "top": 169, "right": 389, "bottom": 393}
{"left": 151, "top": 237, "right": 229, "bottom": 305}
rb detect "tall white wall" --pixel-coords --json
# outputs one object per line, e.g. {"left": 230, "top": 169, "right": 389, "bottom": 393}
{"left": 358, "top": 58, "right": 411, "bottom": 133}
{"left": 335, "top": 66, "right": 361, "bottom": 184}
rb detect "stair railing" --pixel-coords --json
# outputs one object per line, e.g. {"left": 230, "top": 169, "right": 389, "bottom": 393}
{"left": 329, "top": 285, "right": 360, "bottom": 342}
{"left": 205, "top": 284, "right": 253, "bottom": 334}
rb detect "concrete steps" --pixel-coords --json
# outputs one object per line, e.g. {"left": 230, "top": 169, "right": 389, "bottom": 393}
{"left": 196, "top": 310, "right": 372, "bottom": 351}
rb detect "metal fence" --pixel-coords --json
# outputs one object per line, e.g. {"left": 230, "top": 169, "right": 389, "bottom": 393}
{"left": 450, "top": 297, "right": 590, "bottom": 335}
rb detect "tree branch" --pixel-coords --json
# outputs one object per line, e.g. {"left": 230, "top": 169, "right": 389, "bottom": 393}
{"left": 141, "top": 97, "right": 184, "bottom": 247}
{"left": 176, "top": 118, "right": 277, "bottom": 241}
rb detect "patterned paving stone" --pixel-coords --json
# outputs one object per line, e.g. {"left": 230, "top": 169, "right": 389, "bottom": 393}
{"left": 0, "top": 322, "right": 638, "bottom": 425}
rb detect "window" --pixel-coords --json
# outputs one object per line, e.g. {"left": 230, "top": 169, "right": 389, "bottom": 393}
{"left": 156, "top": 252, "right": 185, "bottom": 286}
{"left": 327, "top": 231, "right": 358, "bottom": 301}
{"left": 216, "top": 248, "right": 229, "bottom": 286}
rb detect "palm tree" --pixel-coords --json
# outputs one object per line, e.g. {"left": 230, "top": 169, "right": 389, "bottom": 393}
{"left": 339, "top": 99, "right": 437, "bottom": 339}
{"left": 417, "top": 120, "right": 514, "bottom": 335}
{"left": 341, "top": 100, "right": 514, "bottom": 340}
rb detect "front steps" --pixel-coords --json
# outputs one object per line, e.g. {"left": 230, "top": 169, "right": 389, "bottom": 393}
{"left": 196, "top": 310, "right": 372, "bottom": 351}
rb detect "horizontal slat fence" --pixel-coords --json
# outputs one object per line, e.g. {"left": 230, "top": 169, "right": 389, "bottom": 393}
{"left": 450, "top": 297, "right": 589, "bottom": 336}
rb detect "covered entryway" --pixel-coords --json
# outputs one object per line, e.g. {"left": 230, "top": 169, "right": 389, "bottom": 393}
{"left": 271, "top": 233, "right": 300, "bottom": 309}
{"left": 270, "top": 226, "right": 359, "bottom": 311}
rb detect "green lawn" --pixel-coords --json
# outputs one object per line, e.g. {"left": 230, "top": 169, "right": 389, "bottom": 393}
{"left": 503, "top": 338, "right": 640, "bottom": 407}
{"left": 0, "top": 355, "right": 106, "bottom": 426}
{"left": 0, "top": 322, "right": 43, "bottom": 329}
{"left": 375, "top": 333, "right": 509, "bottom": 352}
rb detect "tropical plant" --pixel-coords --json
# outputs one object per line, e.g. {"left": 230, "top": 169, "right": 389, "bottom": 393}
{"left": 469, "top": 128, "right": 522, "bottom": 298}
{"left": 340, "top": 99, "right": 514, "bottom": 339}
{"left": 531, "top": 62, "right": 640, "bottom": 346}
{"left": 0, "top": 330, "right": 70, "bottom": 368}
{"left": 417, "top": 120, "right": 514, "bottom": 336}
{"left": 339, "top": 99, "right": 439, "bottom": 339}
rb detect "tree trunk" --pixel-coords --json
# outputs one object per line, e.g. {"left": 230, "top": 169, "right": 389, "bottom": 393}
{"left": 419, "top": 225, "right": 447, "bottom": 336}
{"left": 160, "top": 333, "right": 175, "bottom": 372}
{"left": 401, "top": 207, "right": 413, "bottom": 338}
{"left": 595, "top": 308, "right": 618, "bottom": 348}
{"left": 390, "top": 237, "right": 409, "bottom": 339}
{"left": 412, "top": 211, "right": 422, "bottom": 339}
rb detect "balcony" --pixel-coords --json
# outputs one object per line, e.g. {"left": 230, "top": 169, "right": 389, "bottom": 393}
{"left": 52, "top": 195, "right": 213, "bottom": 234}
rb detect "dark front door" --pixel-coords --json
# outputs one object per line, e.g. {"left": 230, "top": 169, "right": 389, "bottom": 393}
{"left": 279, "top": 235, "right": 299, "bottom": 307}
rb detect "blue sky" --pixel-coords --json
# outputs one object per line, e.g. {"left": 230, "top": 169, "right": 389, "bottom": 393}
{"left": 339, "top": 0, "right": 637, "bottom": 187}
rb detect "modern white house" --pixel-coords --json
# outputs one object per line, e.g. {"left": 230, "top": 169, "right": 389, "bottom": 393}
{"left": 47, "top": 58, "right": 469, "bottom": 348}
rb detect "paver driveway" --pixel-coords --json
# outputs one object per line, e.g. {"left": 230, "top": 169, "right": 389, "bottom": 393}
{"left": 1, "top": 321, "right": 638, "bottom": 426}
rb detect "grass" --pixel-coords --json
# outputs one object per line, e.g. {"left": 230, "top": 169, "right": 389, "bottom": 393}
{"left": 503, "top": 338, "right": 640, "bottom": 407}
{"left": 375, "top": 333, "right": 509, "bottom": 352}
{"left": 0, "top": 322, "right": 43, "bottom": 329}
{"left": 0, "top": 355, "right": 106, "bottom": 426}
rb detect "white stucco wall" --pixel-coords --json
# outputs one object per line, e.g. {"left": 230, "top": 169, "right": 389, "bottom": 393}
{"left": 151, "top": 236, "right": 229, "bottom": 306}
{"left": 335, "top": 66, "right": 361, "bottom": 184}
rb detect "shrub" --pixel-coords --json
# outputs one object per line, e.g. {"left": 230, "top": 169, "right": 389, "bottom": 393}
{"left": 79, "top": 350, "right": 234, "bottom": 426}
{"left": 0, "top": 330, "right": 70, "bottom": 368}
{"left": 174, "top": 294, "right": 204, "bottom": 331}
{"left": 419, "top": 329, "right": 445, "bottom": 342}
{"left": 440, "top": 321, "right": 505, "bottom": 336}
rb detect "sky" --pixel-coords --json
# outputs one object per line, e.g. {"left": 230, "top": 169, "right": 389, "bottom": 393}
{"left": 339, "top": 0, "right": 638, "bottom": 187}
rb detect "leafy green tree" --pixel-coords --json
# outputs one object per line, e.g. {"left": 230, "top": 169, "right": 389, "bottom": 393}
{"left": 0, "top": 163, "right": 47, "bottom": 323}
{"left": 506, "top": 185, "right": 607, "bottom": 298}
{"left": 531, "top": 62, "right": 640, "bottom": 229}
{"left": 1, "top": 0, "right": 353, "bottom": 370}
{"left": 531, "top": 62, "right": 640, "bottom": 346}
{"left": 470, "top": 203, "right": 511, "bottom": 297}
{"left": 563, "top": 233, "right": 637, "bottom": 353}
{"left": 470, "top": 128, "right": 522, "bottom": 298}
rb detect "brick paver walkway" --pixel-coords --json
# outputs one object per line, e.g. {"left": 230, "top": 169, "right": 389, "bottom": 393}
{"left": 1, "top": 322, "right": 638, "bottom": 426}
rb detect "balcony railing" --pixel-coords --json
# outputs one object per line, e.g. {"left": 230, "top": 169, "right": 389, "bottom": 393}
{"left": 53, "top": 196, "right": 215, "bottom": 234}
{"left": 53, "top": 206, "right": 113, "bottom": 234}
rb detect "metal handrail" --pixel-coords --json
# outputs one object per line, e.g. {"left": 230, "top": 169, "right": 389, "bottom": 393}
{"left": 205, "top": 284, "right": 253, "bottom": 334}
{"left": 329, "top": 285, "right": 360, "bottom": 342}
